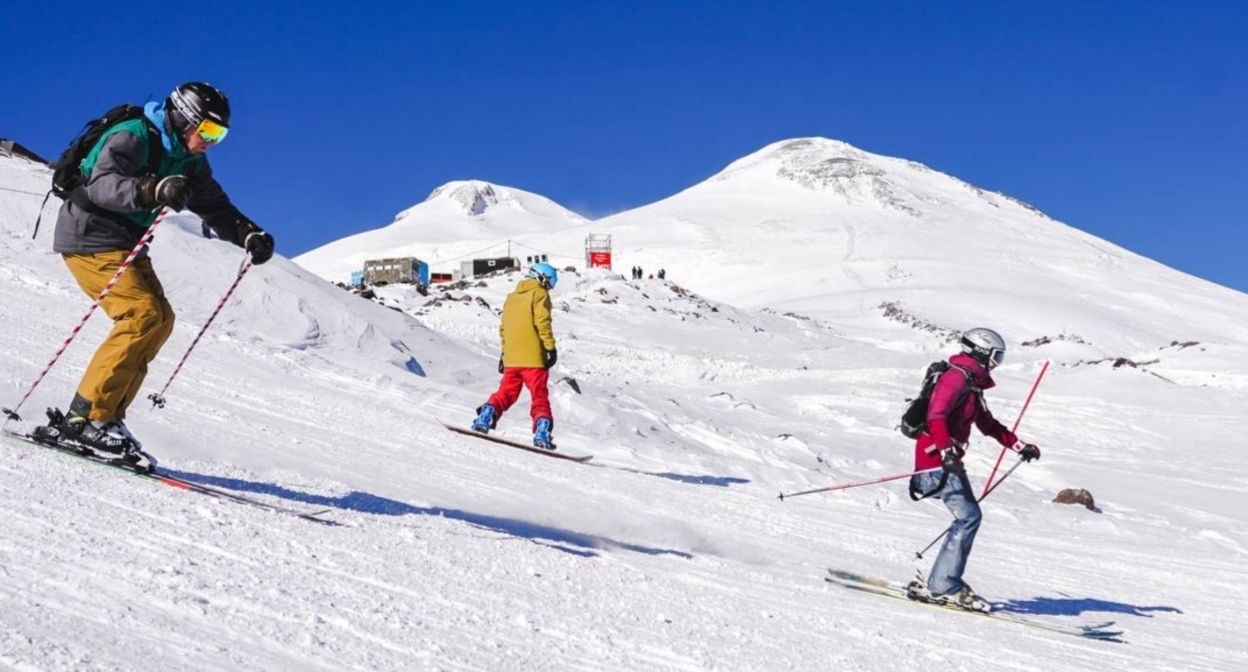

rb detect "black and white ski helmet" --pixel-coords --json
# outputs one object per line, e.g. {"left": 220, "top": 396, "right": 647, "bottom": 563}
{"left": 961, "top": 327, "right": 1006, "bottom": 369}
{"left": 166, "top": 82, "right": 231, "bottom": 136}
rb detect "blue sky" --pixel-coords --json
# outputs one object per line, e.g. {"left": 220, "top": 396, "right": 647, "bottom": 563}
{"left": 3, "top": 1, "right": 1245, "bottom": 291}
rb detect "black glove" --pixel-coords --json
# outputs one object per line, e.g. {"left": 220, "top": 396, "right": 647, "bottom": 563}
{"left": 138, "top": 175, "right": 191, "bottom": 212}
{"left": 544, "top": 348, "right": 557, "bottom": 369}
{"left": 940, "top": 448, "right": 964, "bottom": 473}
{"left": 239, "top": 220, "right": 275, "bottom": 265}
{"left": 1017, "top": 443, "right": 1041, "bottom": 463}
{"left": 498, "top": 357, "right": 505, "bottom": 374}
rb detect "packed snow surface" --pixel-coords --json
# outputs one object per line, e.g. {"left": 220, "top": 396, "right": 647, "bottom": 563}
{"left": 3, "top": 140, "right": 1247, "bottom": 670}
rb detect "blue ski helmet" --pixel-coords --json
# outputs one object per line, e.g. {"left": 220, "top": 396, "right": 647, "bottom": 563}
{"left": 528, "top": 262, "right": 558, "bottom": 289}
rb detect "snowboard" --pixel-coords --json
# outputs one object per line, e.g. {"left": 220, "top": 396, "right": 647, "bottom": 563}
{"left": 441, "top": 421, "right": 593, "bottom": 463}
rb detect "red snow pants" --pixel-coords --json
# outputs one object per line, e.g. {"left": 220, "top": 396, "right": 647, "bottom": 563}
{"left": 486, "top": 367, "right": 552, "bottom": 431}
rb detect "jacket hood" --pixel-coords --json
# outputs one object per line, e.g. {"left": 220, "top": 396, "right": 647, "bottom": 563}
{"left": 949, "top": 352, "right": 997, "bottom": 390}
{"left": 144, "top": 101, "right": 186, "bottom": 155}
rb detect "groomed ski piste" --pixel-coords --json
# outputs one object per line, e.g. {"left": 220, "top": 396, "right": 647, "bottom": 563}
{"left": 3, "top": 139, "right": 1247, "bottom": 671}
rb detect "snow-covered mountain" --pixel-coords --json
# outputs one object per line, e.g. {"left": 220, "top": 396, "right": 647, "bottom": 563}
{"left": 295, "top": 180, "right": 589, "bottom": 284}
{"left": 2, "top": 144, "right": 1247, "bottom": 671}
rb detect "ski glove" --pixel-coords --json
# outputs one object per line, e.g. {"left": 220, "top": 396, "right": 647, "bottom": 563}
{"left": 239, "top": 220, "right": 275, "bottom": 265}
{"left": 940, "top": 448, "right": 964, "bottom": 473}
{"left": 138, "top": 175, "right": 191, "bottom": 212}
{"left": 1016, "top": 443, "right": 1041, "bottom": 463}
{"left": 544, "top": 348, "right": 558, "bottom": 369}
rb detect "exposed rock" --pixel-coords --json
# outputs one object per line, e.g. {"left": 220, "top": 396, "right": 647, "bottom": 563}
{"left": 1022, "top": 333, "right": 1089, "bottom": 347}
{"left": 1053, "top": 488, "right": 1096, "bottom": 511}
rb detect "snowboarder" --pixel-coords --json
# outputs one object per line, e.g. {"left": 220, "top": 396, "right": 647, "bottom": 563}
{"left": 906, "top": 327, "right": 1041, "bottom": 611}
{"left": 471, "top": 263, "right": 560, "bottom": 449}
{"left": 51, "top": 82, "right": 275, "bottom": 455}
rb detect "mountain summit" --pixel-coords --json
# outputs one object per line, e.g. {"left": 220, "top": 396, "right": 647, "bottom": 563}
{"left": 296, "top": 180, "right": 588, "bottom": 283}
{"left": 706, "top": 137, "right": 1048, "bottom": 221}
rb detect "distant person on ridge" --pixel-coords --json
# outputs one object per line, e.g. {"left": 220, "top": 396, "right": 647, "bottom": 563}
{"left": 471, "top": 263, "right": 560, "bottom": 450}
{"left": 905, "top": 327, "right": 1041, "bottom": 612}
{"left": 49, "top": 82, "right": 275, "bottom": 457}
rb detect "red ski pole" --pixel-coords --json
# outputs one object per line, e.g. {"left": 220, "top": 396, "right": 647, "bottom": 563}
{"left": 3, "top": 207, "right": 170, "bottom": 425}
{"left": 981, "top": 360, "right": 1049, "bottom": 498}
{"left": 149, "top": 256, "right": 253, "bottom": 409}
{"left": 779, "top": 466, "right": 942, "bottom": 501}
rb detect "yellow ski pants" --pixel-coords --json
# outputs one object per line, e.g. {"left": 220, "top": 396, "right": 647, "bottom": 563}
{"left": 63, "top": 252, "right": 175, "bottom": 422}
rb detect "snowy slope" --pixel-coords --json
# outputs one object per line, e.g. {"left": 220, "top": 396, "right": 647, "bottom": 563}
{"left": 295, "top": 180, "right": 589, "bottom": 285}
{"left": 2, "top": 148, "right": 1248, "bottom": 671}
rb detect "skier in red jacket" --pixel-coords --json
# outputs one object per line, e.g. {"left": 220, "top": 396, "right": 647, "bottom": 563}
{"left": 906, "top": 328, "right": 1041, "bottom": 611}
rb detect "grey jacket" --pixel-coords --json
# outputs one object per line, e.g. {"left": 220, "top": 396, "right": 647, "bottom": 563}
{"left": 52, "top": 114, "right": 250, "bottom": 257}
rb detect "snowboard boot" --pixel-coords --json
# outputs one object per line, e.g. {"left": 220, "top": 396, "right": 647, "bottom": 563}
{"left": 533, "top": 417, "right": 555, "bottom": 450}
{"left": 471, "top": 404, "right": 497, "bottom": 434}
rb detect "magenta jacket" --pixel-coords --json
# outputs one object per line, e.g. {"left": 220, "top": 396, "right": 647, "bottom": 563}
{"left": 913, "top": 352, "right": 1017, "bottom": 470}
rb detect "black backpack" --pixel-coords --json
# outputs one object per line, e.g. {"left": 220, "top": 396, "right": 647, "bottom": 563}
{"left": 898, "top": 361, "right": 972, "bottom": 439}
{"left": 32, "top": 103, "right": 163, "bottom": 238}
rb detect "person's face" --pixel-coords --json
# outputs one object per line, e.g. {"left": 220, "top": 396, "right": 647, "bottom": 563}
{"left": 183, "top": 127, "right": 211, "bottom": 154}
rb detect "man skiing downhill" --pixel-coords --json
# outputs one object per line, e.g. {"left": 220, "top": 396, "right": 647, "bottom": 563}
{"left": 471, "top": 263, "right": 560, "bottom": 450}
{"left": 50, "top": 82, "right": 275, "bottom": 456}
{"left": 906, "top": 327, "right": 1041, "bottom": 611}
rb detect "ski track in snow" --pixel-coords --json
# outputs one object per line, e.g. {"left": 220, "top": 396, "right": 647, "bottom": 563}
{"left": 3, "top": 148, "right": 1248, "bottom": 670}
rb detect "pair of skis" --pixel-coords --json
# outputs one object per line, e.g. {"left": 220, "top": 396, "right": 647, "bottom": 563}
{"left": 1, "top": 415, "right": 593, "bottom": 527}
{"left": 824, "top": 569, "right": 1124, "bottom": 640}
{"left": 1, "top": 428, "right": 337, "bottom": 526}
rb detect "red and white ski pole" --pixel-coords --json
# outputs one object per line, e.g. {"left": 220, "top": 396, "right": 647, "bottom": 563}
{"left": 779, "top": 466, "right": 943, "bottom": 501}
{"left": 3, "top": 207, "right": 170, "bottom": 425}
{"left": 149, "top": 256, "right": 253, "bottom": 409}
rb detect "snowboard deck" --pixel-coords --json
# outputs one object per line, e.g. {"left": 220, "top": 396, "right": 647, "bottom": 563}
{"left": 441, "top": 421, "right": 593, "bottom": 463}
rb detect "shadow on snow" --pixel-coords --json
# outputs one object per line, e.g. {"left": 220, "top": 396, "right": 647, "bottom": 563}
{"left": 164, "top": 469, "right": 694, "bottom": 560}
{"left": 601, "top": 464, "right": 751, "bottom": 487}
{"left": 994, "top": 595, "right": 1183, "bottom": 619}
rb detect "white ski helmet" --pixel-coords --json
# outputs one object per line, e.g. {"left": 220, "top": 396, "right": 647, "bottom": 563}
{"left": 961, "top": 327, "right": 1006, "bottom": 369}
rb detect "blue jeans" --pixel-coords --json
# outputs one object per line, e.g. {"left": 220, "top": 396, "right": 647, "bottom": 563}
{"left": 914, "top": 470, "right": 982, "bottom": 595}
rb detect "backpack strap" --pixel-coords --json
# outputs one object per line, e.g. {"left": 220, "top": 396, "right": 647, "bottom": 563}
{"left": 909, "top": 469, "right": 950, "bottom": 501}
{"left": 948, "top": 364, "right": 981, "bottom": 409}
{"left": 30, "top": 189, "right": 55, "bottom": 239}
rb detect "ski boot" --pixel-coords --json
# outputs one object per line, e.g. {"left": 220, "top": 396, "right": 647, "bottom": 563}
{"left": 33, "top": 408, "right": 155, "bottom": 472}
{"left": 533, "top": 417, "right": 555, "bottom": 451}
{"left": 66, "top": 415, "right": 133, "bottom": 455}
{"left": 471, "top": 404, "right": 496, "bottom": 434}
{"left": 906, "top": 573, "right": 990, "bottom": 613}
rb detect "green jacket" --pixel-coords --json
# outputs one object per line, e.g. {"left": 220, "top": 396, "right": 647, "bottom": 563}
{"left": 53, "top": 104, "right": 249, "bottom": 256}
{"left": 499, "top": 278, "right": 556, "bottom": 368}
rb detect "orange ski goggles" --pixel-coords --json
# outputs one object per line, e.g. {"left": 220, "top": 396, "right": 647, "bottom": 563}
{"left": 196, "top": 118, "right": 229, "bottom": 144}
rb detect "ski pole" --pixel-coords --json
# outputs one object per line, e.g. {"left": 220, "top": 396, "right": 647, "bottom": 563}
{"left": 149, "top": 256, "right": 253, "bottom": 409}
{"left": 779, "top": 466, "right": 942, "bottom": 501}
{"left": 982, "top": 360, "right": 1049, "bottom": 497}
{"left": 913, "top": 458, "right": 1026, "bottom": 560}
{"left": 3, "top": 207, "right": 170, "bottom": 425}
